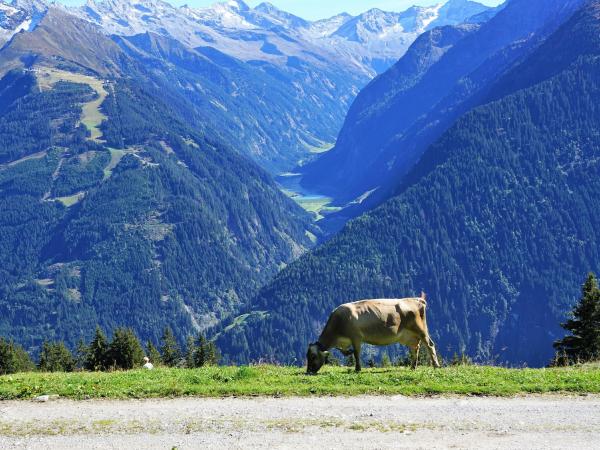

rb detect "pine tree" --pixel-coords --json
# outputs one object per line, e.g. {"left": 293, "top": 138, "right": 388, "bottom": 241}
{"left": 381, "top": 353, "right": 391, "bottom": 368}
{"left": 107, "top": 328, "right": 144, "bottom": 370}
{"left": 193, "top": 334, "right": 207, "bottom": 368}
{"left": 38, "top": 341, "right": 75, "bottom": 372}
{"left": 75, "top": 339, "right": 89, "bottom": 370}
{"left": 554, "top": 273, "right": 600, "bottom": 363}
{"left": 146, "top": 341, "right": 162, "bottom": 367}
{"left": 185, "top": 335, "right": 195, "bottom": 368}
{"left": 160, "top": 327, "right": 181, "bottom": 367}
{"left": 206, "top": 340, "right": 220, "bottom": 366}
{"left": 85, "top": 326, "right": 108, "bottom": 371}
{"left": 0, "top": 338, "right": 34, "bottom": 375}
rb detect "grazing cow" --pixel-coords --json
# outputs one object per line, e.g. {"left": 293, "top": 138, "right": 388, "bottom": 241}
{"left": 306, "top": 293, "right": 441, "bottom": 374}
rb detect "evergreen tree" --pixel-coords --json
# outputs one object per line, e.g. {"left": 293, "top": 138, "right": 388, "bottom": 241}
{"left": 160, "top": 327, "right": 181, "bottom": 367}
{"left": 38, "top": 341, "right": 75, "bottom": 372}
{"left": 0, "top": 338, "right": 34, "bottom": 375}
{"left": 381, "top": 353, "right": 391, "bottom": 368}
{"left": 185, "top": 335, "right": 195, "bottom": 368}
{"left": 75, "top": 339, "right": 89, "bottom": 370}
{"left": 85, "top": 326, "right": 108, "bottom": 371}
{"left": 193, "top": 334, "right": 207, "bottom": 368}
{"left": 205, "top": 340, "right": 220, "bottom": 366}
{"left": 554, "top": 273, "right": 600, "bottom": 363}
{"left": 146, "top": 340, "right": 162, "bottom": 367}
{"left": 107, "top": 328, "right": 144, "bottom": 370}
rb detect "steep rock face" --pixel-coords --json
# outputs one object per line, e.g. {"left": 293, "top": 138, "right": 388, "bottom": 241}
{"left": 218, "top": 0, "right": 600, "bottom": 367}
{"left": 0, "top": 9, "right": 314, "bottom": 351}
{"left": 74, "top": 0, "right": 492, "bottom": 77}
{"left": 301, "top": 0, "right": 585, "bottom": 222}
{"left": 0, "top": 0, "right": 46, "bottom": 46}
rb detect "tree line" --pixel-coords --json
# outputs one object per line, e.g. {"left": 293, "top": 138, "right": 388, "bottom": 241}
{"left": 0, "top": 326, "right": 219, "bottom": 375}
{"left": 1, "top": 273, "right": 598, "bottom": 375}
{"left": 553, "top": 273, "right": 600, "bottom": 366}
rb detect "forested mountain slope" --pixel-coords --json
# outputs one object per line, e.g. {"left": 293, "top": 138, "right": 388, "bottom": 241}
{"left": 5, "top": 6, "right": 364, "bottom": 174}
{"left": 0, "top": 9, "right": 314, "bottom": 351}
{"left": 301, "top": 0, "right": 585, "bottom": 217}
{"left": 218, "top": 0, "right": 600, "bottom": 367}
{"left": 1, "top": 0, "right": 495, "bottom": 174}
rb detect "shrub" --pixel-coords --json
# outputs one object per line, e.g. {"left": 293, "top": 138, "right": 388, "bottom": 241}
{"left": 106, "top": 328, "right": 145, "bottom": 370}
{"left": 0, "top": 338, "right": 35, "bottom": 374}
{"left": 85, "top": 326, "right": 109, "bottom": 371}
{"left": 38, "top": 341, "right": 75, "bottom": 372}
{"left": 160, "top": 327, "right": 181, "bottom": 367}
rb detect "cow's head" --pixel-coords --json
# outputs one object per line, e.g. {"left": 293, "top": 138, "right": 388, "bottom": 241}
{"left": 306, "top": 342, "right": 328, "bottom": 375}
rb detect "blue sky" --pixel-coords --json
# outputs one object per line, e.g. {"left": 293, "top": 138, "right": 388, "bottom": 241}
{"left": 57, "top": 0, "right": 505, "bottom": 21}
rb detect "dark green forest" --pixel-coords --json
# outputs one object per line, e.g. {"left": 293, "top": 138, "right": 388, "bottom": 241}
{"left": 0, "top": 66, "right": 313, "bottom": 354}
{"left": 217, "top": 3, "right": 600, "bottom": 366}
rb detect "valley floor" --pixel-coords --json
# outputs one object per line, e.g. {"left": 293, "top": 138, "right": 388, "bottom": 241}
{"left": 1, "top": 395, "right": 599, "bottom": 449}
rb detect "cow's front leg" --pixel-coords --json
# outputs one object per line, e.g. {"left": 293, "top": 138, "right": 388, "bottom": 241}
{"left": 410, "top": 341, "right": 421, "bottom": 370}
{"left": 352, "top": 340, "right": 362, "bottom": 372}
{"left": 338, "top": 347, "right": 354, "bottom": 357}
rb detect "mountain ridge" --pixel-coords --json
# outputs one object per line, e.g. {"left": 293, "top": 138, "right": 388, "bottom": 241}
{"left": 217, "top": 0, "right": 600, "bottom": 367}
{"left": 300, "top": 0, "right": 584, "bottom": 230}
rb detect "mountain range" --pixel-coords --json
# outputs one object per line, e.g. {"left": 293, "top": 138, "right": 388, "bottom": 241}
{"left": 218, "top": 0, "right": 600, "bottom": 367}
{"left": 301, "top": 0, "right": 586, "bottom": 230}
{"left": 2, "top": 0, "right": 599, "bottom": 368}
{"left": 0, "top": 0, "right": 493, "bottom": 174}
{"left": 0, "top": 6, "right": 317, "bottom": 349}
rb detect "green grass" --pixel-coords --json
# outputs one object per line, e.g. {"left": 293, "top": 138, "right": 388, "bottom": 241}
{"left": 37, "top": 67, "right": 109, "bottom": 142}
{"left": 222, "top": 312, "right": 268, "bottom": 334}
{"left": 55, "top": 192, "right": 85, "bottom": 207}
{"left": 103, "top": 148, "right": 126, "bottom": 180}
{"left": 1, "top": 365, "right": 599, "bottom": 400}
{"left": 295, "top": 197, "right": 334, "bottom": 220}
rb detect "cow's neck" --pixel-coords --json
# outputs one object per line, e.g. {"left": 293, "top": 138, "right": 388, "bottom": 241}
{"left": 317, "top": 331, "right": 335, "bottom": 350}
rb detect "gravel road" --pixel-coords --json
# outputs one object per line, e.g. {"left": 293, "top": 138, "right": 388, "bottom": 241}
{"left": 1, "top": 395, "right": 599, "bottom": 449}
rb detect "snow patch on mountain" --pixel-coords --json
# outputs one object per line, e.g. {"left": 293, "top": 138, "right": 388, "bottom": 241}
{"left": 0, "top": 0, "right": 45, "bottom": 45}
{"left": 0, "top": 0, "right": 495, "bottom": 77}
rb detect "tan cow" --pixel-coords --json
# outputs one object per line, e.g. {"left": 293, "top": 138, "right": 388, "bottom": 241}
{"left": 306, "top": 293, "right": 441, "bottom": 374}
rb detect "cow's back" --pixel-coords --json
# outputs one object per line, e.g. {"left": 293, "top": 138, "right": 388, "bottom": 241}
{"left": 338, "top": 298, "right": 425, "bottom": 346}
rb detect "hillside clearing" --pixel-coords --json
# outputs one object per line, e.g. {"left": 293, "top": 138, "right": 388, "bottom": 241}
{"left": 36, "top": 67, "right": 109, "bottom": 141}
{"left": 55, "top": 191, "right": 86, "bottom": 207}
{"left": 1, "top": 365, "right": 599, "bottom": 400}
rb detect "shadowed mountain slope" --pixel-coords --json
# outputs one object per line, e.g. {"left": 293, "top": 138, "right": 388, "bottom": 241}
{"left": 218, "top": 0, "right": 600, "bottom": 367}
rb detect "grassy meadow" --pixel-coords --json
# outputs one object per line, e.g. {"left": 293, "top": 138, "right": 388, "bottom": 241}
{"left": 37, "top": 67, "right": 109, "bottom": 142}
{"left": 1, "top": 365, "right": 599, "bottom": 400}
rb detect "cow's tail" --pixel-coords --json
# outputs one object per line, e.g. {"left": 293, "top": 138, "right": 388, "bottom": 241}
{"left": 419, "top": 292, "right": 429, "bottom": 330}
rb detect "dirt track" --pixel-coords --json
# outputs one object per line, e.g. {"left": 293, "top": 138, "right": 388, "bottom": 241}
{"left": 1, "top": 395, "right": 599, "bottom": 449}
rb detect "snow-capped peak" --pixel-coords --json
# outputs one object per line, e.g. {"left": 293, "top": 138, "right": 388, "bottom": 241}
{"left": 53, "top": 0, "right": 495, "bottom": 79}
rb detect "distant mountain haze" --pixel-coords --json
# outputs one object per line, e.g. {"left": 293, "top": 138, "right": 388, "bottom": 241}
{"left": 45, "top": 0, "right": 505, "bottom": 21}
{"left": 0, "top": 0, "right": 494, "bottom": 175}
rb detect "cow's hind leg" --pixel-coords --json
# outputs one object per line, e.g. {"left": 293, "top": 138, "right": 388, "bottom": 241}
{"left": 339, "top": 347, "right": 354, "bottom": 357}
{"left": 352, "top": 340, "right": 362, "bottom": 372}
{"left": 410, "top": 341, "right": 421, "bottom": 370}
{"left": 423, "top": 335, "right": 441, "bottom": 368}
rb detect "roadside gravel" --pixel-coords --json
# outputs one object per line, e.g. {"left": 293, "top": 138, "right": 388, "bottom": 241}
{"left": 1, "top": 395, "right": 599, "bottom": 449}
